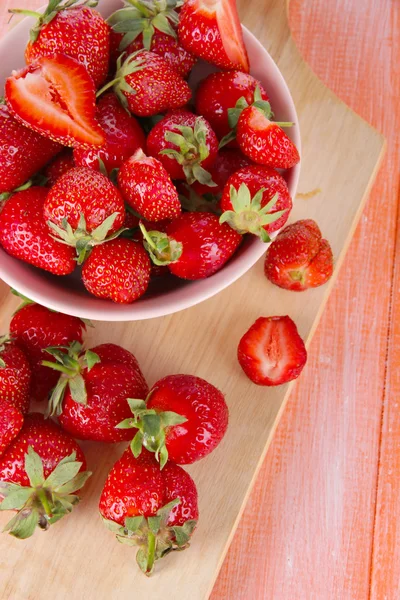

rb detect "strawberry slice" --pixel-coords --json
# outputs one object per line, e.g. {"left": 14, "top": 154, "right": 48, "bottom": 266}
{"left": 5, "top": 54, "right": 105, "bottom": 148}
{"left": 237, "top": 316, "right": 307, "bottom": 386}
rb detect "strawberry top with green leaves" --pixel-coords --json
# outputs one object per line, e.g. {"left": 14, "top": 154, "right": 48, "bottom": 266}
{"left": 264, "top": 219, "right": 334, "bottom": 291}
{"left": 0, "top": 399, "right": 24, "bottom": 457}
{"left": 146, "top": 111, "right": 218, "bottom": 186}
{"left": 178, "top": 0, "right": 249, "bottom": 72}
{"left": 74, "top": 93, "right": 146, "bottom": 174}
{"left": 0, "top": 103, "right": 62, "bottom": 197}
{"left": 220, "top": 165, "right": 292, "bottom": 242}
{"left": 19, "top": 0, "right": 110, "bottom": 89}
{"left": 6, "top": 54, "right": 105, "bottom": 149}
{"left": 0, "top": 337, "right": 31, "bottom": 414}
{"left": 0, "top": 413, "right": 91, "bottom": 540}
{"left": 99, "top": 448, "right": 198, "bottom": 575}
{"left": 44, "top": 150, "right": 75, "bottom": 187}
{"left": 0, "top": 187, "right": 76, "bottom": 276}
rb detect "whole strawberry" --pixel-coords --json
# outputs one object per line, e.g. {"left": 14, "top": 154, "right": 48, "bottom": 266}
{"left": 44, "top": 166, "right": 125, "bottom": 263}
{"left": 220, "top": 165, "right": 292, "bottom": 242}
{"left": 0, "top": 399, "right": 24, "bottom": 457}
{"left": 178, "top": 0, "right": 249, "bottom": 72}
{"left": 44, "top": 150, "right": 75, "bottom": 187}
{"left": 0, "top": 187, "right": 76, "bottom": 275}
{"left": 45, "top": 342, "right": 149, "bottom": 442}
{"left": 0, "top": 413, "right": 91, "bottom": 539}
{"left": 100, "top": 448, "right": 198, "bottom": 575}
{"left": 141, "top": 212, "right": 242, "bottom": 280}
{"left": 99, "top": 50, "right": 191, "bottom": 117}
{"left": 10, "top": 300, "right": 86, "bottom": 403}
{"left": 12, "top": 0, "right": 110, "bottom": 88}
{"left": 118, "top": 149, "right": 181, "bottom": 221}
{"left": 118, "top": 374, "right": 228, "bottom": 467}
{"left": 191, "top": 148, "right": 252, "bottom": 197}
{"left": 74, "top": 93, "right": 146, "bottom": 174}
{"left": 147, "top": 111, "right": 218, "bottom": 186}
{"left": 0, "top": 103, "right": 62, "bottom": 197}
{"left": 0, "top": 337, "right": 31, "bottom": 414}
{"left": 265, "top": 220, "right": 334, "bottom": 291}
{"left": 82, "top": 238, "right": 151, "bottom": 303}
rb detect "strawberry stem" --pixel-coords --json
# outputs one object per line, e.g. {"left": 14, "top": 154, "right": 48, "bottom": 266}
{"left": 9, "top": 9, "right": 42, "bottom": 18}
{"left": 145, "top": 531, "right": 156, "bottom": 575}
{"left": 36, "top": 488, "right": 52, "bottom": 517}
{"left": 41, "top": 361, "right": 74, "bottom": 376}
{"left": 96, "top": 77, "right": 121, "bottom": 98}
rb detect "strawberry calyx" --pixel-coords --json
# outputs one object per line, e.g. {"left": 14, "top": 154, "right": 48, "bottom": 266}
{"left": 0, "top": 446, "right": 91, "bottom": 539}
{"left": 96, "top": 51, "right": 147, "bottom": 110}
{"left": 102, "top": 498, "right": 197, "bottom": 576}
{"left": 9, "top": 0, "right": 99, "bottom": 44}
{"left": 108, "top": 0, "right": 183, "bottom": 52}
{"left": 47, "top": 212, "right": 126, "bottom": 264}
{"left": 116, "top": 397, "right": 187, "bottom": 469}
{"left": 219, "top": 183, "right": 286, "bottom": 243}
{"left": 178, "top": 183, "right": 220, "bottom": 215}
{"left": 140, "top": 222, "right": 182, "bottom": 266}
{"left": 43, "top": 341, "right": 100, "bottom": 416}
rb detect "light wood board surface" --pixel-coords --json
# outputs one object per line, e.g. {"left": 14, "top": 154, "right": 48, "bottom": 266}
{"left": 0, "top": 1, "right": 387, "bottom": 599}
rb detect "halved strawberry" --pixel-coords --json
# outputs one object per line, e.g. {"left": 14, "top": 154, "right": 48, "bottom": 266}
{"left": 5, "top": 54, "right": 105, "bottom": 148}
{"left": 237, "top": 316, "right": 307, "bottom": 386}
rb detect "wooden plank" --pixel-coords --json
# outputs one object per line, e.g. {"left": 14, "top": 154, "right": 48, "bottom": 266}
{"left": 0, "top": 1, "right": 386, "bottom": 598}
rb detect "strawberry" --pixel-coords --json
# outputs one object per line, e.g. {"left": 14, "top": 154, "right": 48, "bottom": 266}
{"left": 264, "top": 220, "right": 334, "bottom": 291}
{"left": 100, "top": 448, "right": 198, "bottom": 575}
{"left": 10, "top": 299, "right": 86, "bottom": 403}
{"left": 178, "top": 0, "right": 249, "bottom": 72}
{"left": 12, "top": 0, "right": 110, "bottom": 89}
{"left": 74, "top": 93, "right": 146, "bottom": 174}
{"left": 45, "top": 342, "right": 149, "bottom": 442}
{"left": 5, "top": 54, "right": 105, "bottom": 148}
{"left": 0, "top": 413, "right": 91, "bottom": 539}
{"left": 236, "top": 104, "right": 300, "bottom": 169}
{"left": 0, "top": 337, "right": 31, "bottom": 414}
{"left": 98, "top": 50, "right": 191, "bottom": 117}
{"left": 44, "top": 150, "right": 75, "bottom": 186}
{"left": 219, "top": 165, "right": 292, "bottom": 242}
{"left": 147, "top": 111, "right": 218, "bottom": 186}
{"left": 195, "top": 71, "right": 269, "bottom": 142}
{"left": 44, "top": 166, "right": 126, "bottom": 263}
{"left": 124, "top": 207, "right": 141, "bottom": 230}
{"left": 191, "top": 148, "right": 252, "bottom": 197}
{"left": 0, "top": 103, "right": 62, "bottom": 197}
{"left": 118, "top": 374, "right": 228, "bottom": 467}
{"left": 0, "top": 399, "right": 24, "bottom": 457}
{"left": 82, "top": 238, "right": 151, "bottom": 303}
{"left": 118, "top": 149, "right": 181, "bottom": 221}
{"left": 238, "top": 316, "right": 307, "bottom": 386}
{"left": 141, "top": 211, "right": 242, "bottom": 279}
{"left": 0, "top": 187, "right": 76, "bottom": 275}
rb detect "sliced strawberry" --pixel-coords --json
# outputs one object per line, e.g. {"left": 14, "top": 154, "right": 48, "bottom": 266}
{"left": 237, "top": 316, "right": 307, "bottom": 386}
{"left": 5, "top": 54, "right": 105, "bottom": 148}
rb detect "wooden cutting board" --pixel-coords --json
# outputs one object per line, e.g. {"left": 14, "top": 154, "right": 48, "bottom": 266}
{"left": 0, "top": 1, "right": 385, "bottom": 598}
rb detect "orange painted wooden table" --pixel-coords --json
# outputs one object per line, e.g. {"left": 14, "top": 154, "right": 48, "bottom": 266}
{"left": 1, "top": 1, "right": 399, "bottom": 598}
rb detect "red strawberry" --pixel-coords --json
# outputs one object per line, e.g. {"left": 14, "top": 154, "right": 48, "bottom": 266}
{"left": 195, "top": 71, "right": 269, "bottom": 142}
{"left": 0, "top": 103, "right": 62, "bottom": 197}
{"left": 0, "top": 337, "right": 31, "bottom": 414}
{"left": 14, "top": 0, "right": 110, "bottom": 88}
{"left": 0, "top": 413, "right": 90, "bottom": 539}
{"left": 119, "top": 374, "right": 228, "bottom": 467}
{"left": 191, "top": 148, "right": 252, "bottom": 196}
{"left": 45, "top": 342, "right": 149, "bottom": 442}
{"left": 178, "top": 0, "right": 249, "bottom": 72}
{"left": 238, "top": 316, "right": 307, "bottom": 386}
{"left": 0, "top": 187, "right": 76, "bottom": 275}
{"left": 118, "top": 149, "right": 181, "bottom": 221}
{"left": 147, "top": 111, "right": 218, "bottom": 186}
{"left": 82, "top": 238, "right": 151, "bottom": 303}
{"left": 74, "top": 93, "right": 146, "bottom": 174}
{"left": 43, "top": 166, "right": 125, "bottom": 263}
{"left": 219, "top": 165, "right": 292, "bottom": 242}
{"left": 10, "top": 300, "right": 86, "bottom": 403}
{"left": 141, "top": 211, "right": 241, "bottom": 280}
{"left": 0, "top": 399, "right": 24, "bottom": 457}
{"left": 264, "top": 220, "right": 334, "bottom": 291}
{"left": 5, "top": 54, "right": 105, "bottom": 148}
{"left": 99, "top": 50, "right": 191, "bottom": 117}
{"left": 44, "top": 150, "right": 75, "bottom": 186}
{"left": 99, "top": 448, "right": 198, "bottom": 575}
{"left": 236, "top": 104, "right": 300, "bottom": 169}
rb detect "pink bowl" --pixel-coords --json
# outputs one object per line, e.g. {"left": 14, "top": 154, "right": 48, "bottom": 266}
{"left": 0, "top": 0, "right": 301, "bottom": 321}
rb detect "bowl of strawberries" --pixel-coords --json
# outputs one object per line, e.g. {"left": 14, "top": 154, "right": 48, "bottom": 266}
{"left": 0, "top": 0, "right": 301, "bottom": 321}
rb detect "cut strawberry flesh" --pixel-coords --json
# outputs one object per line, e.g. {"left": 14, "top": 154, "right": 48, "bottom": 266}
{"left": 217, "top": 0, "right": 249, "bottom": 71}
